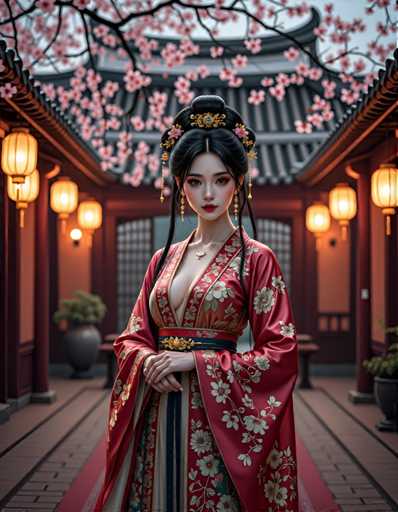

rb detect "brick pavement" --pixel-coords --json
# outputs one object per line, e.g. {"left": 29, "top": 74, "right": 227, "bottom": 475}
{"left": 0, "top": 382, "right": 109, "bottom": 512}
{"left": 295, "top": 382, "right": 398, "bottom": 512}
{"left": 1, "top": 376, "right": 397, "bottom": 512}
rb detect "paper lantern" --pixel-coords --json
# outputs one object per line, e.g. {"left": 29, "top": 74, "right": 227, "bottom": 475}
{"left": 371, "top": 163, "right": 398, "bottom": 236}
{"left": 77, "top": 199, "right": 102, "bottom": 247}
{"left": 329, "top": 182, "right": 357, "bottom": 241}
{"left": 1, "top": 128, "right": 38, "bottom": 190}
{"left": 306, "top": 202, "right": 331, "bottom": 250}
{"left": 50, "top": 177, "right": 78, "bottom": 234}
{"left": 7, "top": 169, "right": 40, "bottom": 228}
{"left": 70, "top": 228, "right": 82, "bottom": 247}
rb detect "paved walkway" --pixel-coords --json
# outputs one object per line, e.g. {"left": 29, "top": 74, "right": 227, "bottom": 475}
{"left": 0, "top": 375, "right": 397, "bottom": 512}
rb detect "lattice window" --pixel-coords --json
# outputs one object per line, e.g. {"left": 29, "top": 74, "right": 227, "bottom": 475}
{"left": 256, "top": 218, "right": 292, "bottom": 292}
{"left": 117, "top": 218, "right": 152, "bottom": 332}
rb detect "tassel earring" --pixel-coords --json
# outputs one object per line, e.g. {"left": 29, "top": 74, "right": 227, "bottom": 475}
{"left": 180, "top": 190, "right": 185, "bottom": 222}
{"left": 159, "top": 165, "right": 165, "bottom": 203}
{"left": 233, "top": 189, "right": 239, "bottom": 221}
{"left": 247, "top": 169, "right": 253, "bottom": 200}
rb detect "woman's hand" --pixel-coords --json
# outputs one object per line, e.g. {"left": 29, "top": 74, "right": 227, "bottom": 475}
{"left": 143, "top": 351, "right": 195, "bottom": 388}
{"left": 150, "top": 374, "right": 182, "bottom": 393}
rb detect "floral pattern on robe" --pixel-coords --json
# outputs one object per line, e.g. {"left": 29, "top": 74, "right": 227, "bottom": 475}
{"left": 94, "top": 227, "right": 299, "bottom": 512}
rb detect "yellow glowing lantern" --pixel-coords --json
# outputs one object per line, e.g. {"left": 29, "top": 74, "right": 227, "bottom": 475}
{"left": 50, "top": 177, "right": 78, "bottom": 234}
{"left": 1, "top": 128, "right": 38, "bottom": 199}
{"left": 77, "top": 199, "right": 102, "bottom": 247}
{"left": 70, "top": 228, "right": 83, "bottom": 247}
{"left": 371, "top": 163, "right": 398, "bottom": 236}
{"left": 329, "top": 182, "right": 357, "bottom": 241}
{"left": 306, "top": 202, "right": 331, "bottom": 250}
{"left": 7, "top": 169, "right": 40, "bottom": 228}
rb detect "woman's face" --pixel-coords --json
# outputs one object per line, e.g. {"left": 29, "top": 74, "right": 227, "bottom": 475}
{"left": 176, "top": 152, "right": 243, "bottom": 220}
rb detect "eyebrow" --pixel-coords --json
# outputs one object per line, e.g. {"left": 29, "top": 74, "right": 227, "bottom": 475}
{"left": 187, "top": 171, "right": 230, "bottom": 177}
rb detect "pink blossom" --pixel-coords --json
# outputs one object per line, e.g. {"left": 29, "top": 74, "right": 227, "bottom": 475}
{"left": 313, "top": 26, "right": 327, "bottom": 40}
{"left": 219, "top": 67, "right": 234, "bottom": 81}
{"left": 210, "top": 46, "right": 224, "bottom": 58}
{"left": 307, "top": 113, "right": 323, "bottom": 129}
{"left": 284, "top": 47, "right": 299, "bottom": 61}
{"left": 295, "top": 120, "right": 312, "bottom": 134}
{"left": 341, "top": 88, "right": 359, "bottom": 105}
{"left": 176, "top": 90, "right": 194, "bottom": 105}
{"left": 185, "top": 70, "right": 198, "bottom": 81}
{"left": 261, "top": 77, "right": 274, "bottom": 87}
{"left": 232, "top": 54, "right": 248, "bottom": 69}
{"left": 228, "top": 76, "right": 243, "bottom": 88}
{"left": 248, "top": 89, "right": 265, "bottom": 105}
{"left": 233, "top": 125, "right": 249, "bottom": 139}
{"left": 175, "top": 76, "right": 191, "bottom": 91}
{"left": 244, "top": 38, "right": 262, "bottom": 54}
{"left": 269, "top": 85, "right": 285, "bottom": 102}
{"left": 295, "top": 63, "right": 309, "bottom": 77}
{"left": 124, "top": 69, "right": 151, "bottom": 92}
{"left": 37, "top": 0, "right": 55, "bottom": 13}
{"left": 276, "top": 73, "right": 290, "bottom": 87}
{"left": 322, "top": 110, "right": 334, "bottom": 122}
{"left": 198, "top": 65, "right": 210, "bottom": 79}
{"left": 169, "top": 124, "right": 183, "bottom": 139}
{"left": 308, "top": 67, "right": 322, "bottom": 81}
{"left": 73, "top": 0, "right": 90, "bottom": 8}
{"left": 0, "top": 83, "right": 17, "bottom": 99}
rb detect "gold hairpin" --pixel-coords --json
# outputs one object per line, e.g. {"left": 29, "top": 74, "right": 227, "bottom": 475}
{"left": 190, "top": 112, "right": 226, "bottom": 128}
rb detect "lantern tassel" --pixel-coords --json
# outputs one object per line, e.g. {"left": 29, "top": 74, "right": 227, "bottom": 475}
{"left": 386, "top": 215, "right": 391, "bottom": 236}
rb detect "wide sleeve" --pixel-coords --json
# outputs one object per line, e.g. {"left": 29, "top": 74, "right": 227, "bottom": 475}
{"left": 193, "top": 244, "right": 299, "bottom": 511}
{"left": 94, "top": 248, "right": 162, "bottom": 511}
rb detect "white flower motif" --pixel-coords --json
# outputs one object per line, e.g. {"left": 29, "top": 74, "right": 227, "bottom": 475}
{"left": 210, "top": 381, "right": 231, "bottom": 404}
{"left": 253, "top": 287, "right": 275, "bottom": 314}
{"left": 242, "top": 394, "right": 254, "bottom": 408}
{"left": 222, "top": 410, "right": 239, "bottom": 430}
{"left": 243, "top": 415, "right": 269, "bottom": 435}
{"left": 197, "top": 454, "right": 219, "bottom": 477}
{"left": 279, "top": 320, "right": 296, "bottom": 338}
{"left": 127, "top": 314, "right": 142, "bottom": 333}
{"left": 264, "top": 479, "right": 276, "bottom": 501}
{"left": 254, "top": 355, "right": 270, "bottom": 371}
{"left": 274, "top": 484, "right": 288, "bottom": 507}
{"left": 216, "top": 495, "right": 239, "bottom": 512}
{"left": 267, "top": 395, "right": 282, "bottom": 407}
{"left": 272, "top": 275, "right": 286, "bottom": 294}
{"left": 267, "top": 448, "right": 283, "bottom": 469}
{"left": 190, "top": 429, "right": 212, "bottom": 454}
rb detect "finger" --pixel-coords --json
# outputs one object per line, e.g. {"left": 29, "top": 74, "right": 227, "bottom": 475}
{"left": 153, "top": 380, "right": 169, "bottom": 393}
{"left": 144, "top": 353, "right": 164, "bottom": 373}
{"left": 147, "top": 357, "right": 170, "bottom": 383}
{"left": 153, "top": 365, "right": 174, "bottom": 384}
{"left": 164, "top": 374, "right": 183, "bottom": 391}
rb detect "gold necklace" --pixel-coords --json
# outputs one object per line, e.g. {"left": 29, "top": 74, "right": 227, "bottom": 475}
{"left": 193, "top": 228, "right": 236, "bottom": 259}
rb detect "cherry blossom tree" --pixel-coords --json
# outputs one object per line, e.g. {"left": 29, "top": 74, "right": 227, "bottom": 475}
{"left": 0, "top": 0, "right": 397, "bottom": 189}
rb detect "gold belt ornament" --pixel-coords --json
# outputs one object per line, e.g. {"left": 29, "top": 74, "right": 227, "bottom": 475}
{"left": 160, "top": 336, "right": 203, "bottom": 351}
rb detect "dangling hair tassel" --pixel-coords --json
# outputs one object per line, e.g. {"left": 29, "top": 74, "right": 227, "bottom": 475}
{"left": 159, "top": 166, "right": 165, "bottom": 203}
{"left": 247, "top": 168, "right": 253, "bottom": 200}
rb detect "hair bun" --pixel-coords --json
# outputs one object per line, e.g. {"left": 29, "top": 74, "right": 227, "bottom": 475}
{"left": 191, "top": 95, "right": 225, "bottom": 114}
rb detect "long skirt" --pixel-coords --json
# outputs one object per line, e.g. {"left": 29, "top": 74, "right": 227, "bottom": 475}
{"left": 127, "top": 370, "right": 242, "bottom": 512}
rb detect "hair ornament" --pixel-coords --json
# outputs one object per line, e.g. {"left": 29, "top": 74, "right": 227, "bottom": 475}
{"left": 189, "top": 112, "right": 226, "bottom": 128}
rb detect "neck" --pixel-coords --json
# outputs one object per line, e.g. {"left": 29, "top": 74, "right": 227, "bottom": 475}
{"left": 192, "top": 212, "right": 237, "bottom": 245}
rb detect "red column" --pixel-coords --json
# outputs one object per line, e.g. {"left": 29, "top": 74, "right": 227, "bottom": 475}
{"left": 385, "top": 214, "right": 398, "bottom": 347}
{"left": 32, "top": 170, "right": 56, "bottom": 403}
{"left": 349, "top": 173, "right": 373, "bottom": 401}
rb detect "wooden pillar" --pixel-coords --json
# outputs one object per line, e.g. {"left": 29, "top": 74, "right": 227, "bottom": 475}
{"left": 32, "top": 170, "right": 56, "bottom": 403}
{"left": 385, "top": 214, "right": 398, "bottom": 347}
{"left": 349, "top": 172, "right": 373, "bottom": 402}
{"left": 0, "top": 173, "right": 11, "bottom": 421}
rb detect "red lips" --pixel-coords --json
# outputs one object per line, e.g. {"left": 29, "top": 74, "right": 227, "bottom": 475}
{"left": 202, "top": 205, "right": 217, "bottom": 211}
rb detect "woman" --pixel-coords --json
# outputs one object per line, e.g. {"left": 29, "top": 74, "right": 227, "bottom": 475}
{"left": 94, "top": 95, "right": 299, "bottom": 511}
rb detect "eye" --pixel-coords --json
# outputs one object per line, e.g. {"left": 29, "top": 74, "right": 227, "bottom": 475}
{"left": 187, "top": 178, "right": 201, "bottom": 187}
{"left": 216, "top": 176, "right": 230, "bottom": 184}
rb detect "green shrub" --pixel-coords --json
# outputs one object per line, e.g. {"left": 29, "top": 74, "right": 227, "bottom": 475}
{"left": 53, "top": 290, "right": 107, "bottom": 327}
{"left": 363, "top": 342, "right": 398, "bottom": 379}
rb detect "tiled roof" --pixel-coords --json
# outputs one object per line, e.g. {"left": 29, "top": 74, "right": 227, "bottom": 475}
{"left": 297, "top": 49, "right": 398, "bottom": 185}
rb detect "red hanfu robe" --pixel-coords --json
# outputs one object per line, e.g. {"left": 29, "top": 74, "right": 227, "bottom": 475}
{"left": 94, "top": 226, "right": 299, "bottom": 512}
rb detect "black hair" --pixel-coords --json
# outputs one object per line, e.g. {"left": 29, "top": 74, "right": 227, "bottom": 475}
{"left": 151, "top": 94, "right": 258, "bottom": 305}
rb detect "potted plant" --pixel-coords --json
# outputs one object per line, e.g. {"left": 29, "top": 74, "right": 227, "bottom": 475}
{"left": 363, "top": 325, "right": 398, "bottom": 432}
{"left": 53, "top": 290, "right": 107, "bottom": 378}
